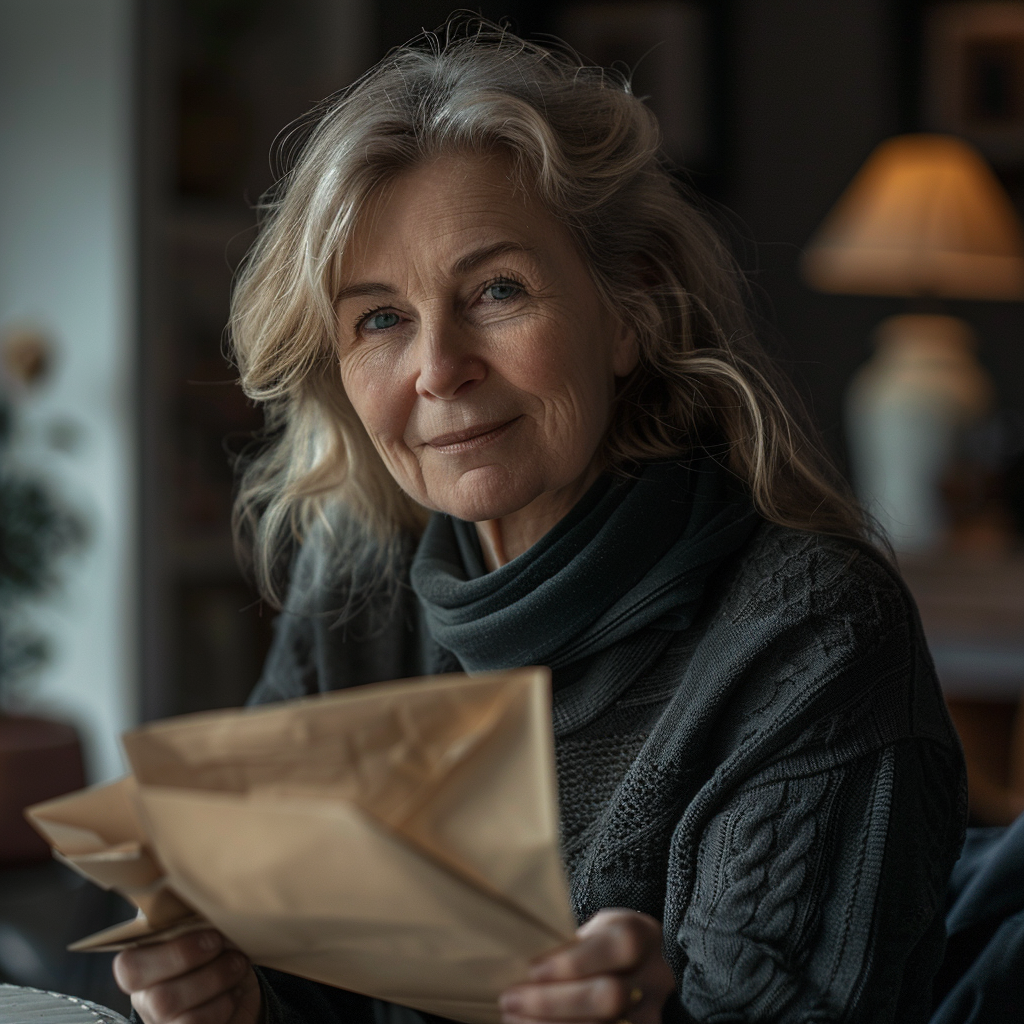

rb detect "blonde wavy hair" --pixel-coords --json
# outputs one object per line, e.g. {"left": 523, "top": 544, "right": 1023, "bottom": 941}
{"left": 230, "top": 19, "right": 866, "bottom": 606}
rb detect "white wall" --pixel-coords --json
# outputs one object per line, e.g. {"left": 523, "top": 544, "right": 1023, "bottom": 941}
{"left": 0, "top": 0, "right": 137, "bottom": 780}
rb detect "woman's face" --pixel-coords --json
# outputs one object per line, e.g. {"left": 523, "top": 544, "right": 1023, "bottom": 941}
{"left": 335, "top": 152, "right": 637, "bottom": 527}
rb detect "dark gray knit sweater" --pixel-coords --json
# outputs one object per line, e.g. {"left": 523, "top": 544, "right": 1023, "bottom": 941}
{"left": 248, "top": 521, "right": 967, "bottom": 1024}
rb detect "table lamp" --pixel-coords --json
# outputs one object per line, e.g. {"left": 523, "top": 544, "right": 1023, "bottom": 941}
{"left": 802, "top": 134, "right": 1024, "bottom": 550}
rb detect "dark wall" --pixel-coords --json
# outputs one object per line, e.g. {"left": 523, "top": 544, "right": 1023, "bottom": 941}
{"left": 728, "top": 0, "right": 904, "bottom": 463}
{"left": 373, "top": 1, "right": 1024, "bottom": 468}
{"left": 729, "top": 0, "right": 1024, "bottom": 464}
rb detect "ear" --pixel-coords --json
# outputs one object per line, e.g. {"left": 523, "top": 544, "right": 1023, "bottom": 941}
{"left": 611, "top": 317, "right": 640, "bottom": 378}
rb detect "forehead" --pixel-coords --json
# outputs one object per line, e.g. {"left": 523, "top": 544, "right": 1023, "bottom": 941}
{"left": 340, "top": 152, "right": 562, "bottom": 280}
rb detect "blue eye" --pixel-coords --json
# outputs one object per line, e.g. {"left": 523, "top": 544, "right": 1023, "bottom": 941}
{"left": 364, "top": 311, "right": 400, "bottom": 331}
{"left": 484, "top": 280, "right": 520, "bottom": 301}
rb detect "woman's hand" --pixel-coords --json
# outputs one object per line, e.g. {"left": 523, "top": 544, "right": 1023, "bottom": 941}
{"left": 499, "top": 909, "right": 676, "bottom": 1024}
{"left": 112, "top": 929, "right": 262, "bottom": 1024}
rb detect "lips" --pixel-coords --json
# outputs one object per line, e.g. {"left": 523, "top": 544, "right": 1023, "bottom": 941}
{"left": 426, "top": 417, "right": 520, "bottom": 451}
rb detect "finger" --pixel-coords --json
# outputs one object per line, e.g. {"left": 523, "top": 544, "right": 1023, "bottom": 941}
{"left": 179, "top": 990, "right": 238, "bottom": 1024}
{"left": 130, "top": 952, "right": 249, "bottom": 1024}
{"left": 529, "top": 911, "right": 658, "bottom": 981}
{"left": 114, "top": 931, "right": 225, "bottom": 994}
{"left": 225, "top": 969, "right": 263, "bottom": 1024}
{"left": 165, "top": 988, "right": 237, "bottom": 1024}
{"left": 501, "top": 976, "right": 632, "bottom": 1022}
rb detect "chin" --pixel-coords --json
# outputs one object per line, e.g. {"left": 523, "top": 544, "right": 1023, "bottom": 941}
{"left": 430, "top": 465, "right": 540, "bottom": 523}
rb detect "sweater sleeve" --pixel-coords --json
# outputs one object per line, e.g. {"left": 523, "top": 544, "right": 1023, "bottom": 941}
{"left": 661, "top": 534, "right": 967, "bottom": 1024}
{"left": 673, "top": 736, "right": 961, "bottom": 1023}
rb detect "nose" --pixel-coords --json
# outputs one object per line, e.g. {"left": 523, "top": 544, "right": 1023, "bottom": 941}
{"left": 414, "top": 316, "right": 486, "bottom": 400}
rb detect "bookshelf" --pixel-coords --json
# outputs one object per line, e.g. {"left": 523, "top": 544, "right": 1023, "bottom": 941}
{"left": 137, "top": 0, "right": 372, "bottom": 719}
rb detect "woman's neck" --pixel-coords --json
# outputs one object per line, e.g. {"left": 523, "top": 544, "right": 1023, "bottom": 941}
{"left": 474, "top": 462, "right": 603, "bottom": 570}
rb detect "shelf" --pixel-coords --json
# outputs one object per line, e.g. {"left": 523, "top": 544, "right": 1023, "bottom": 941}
{"left": 899, "top": 549, "right": 1024, "bottom": 699}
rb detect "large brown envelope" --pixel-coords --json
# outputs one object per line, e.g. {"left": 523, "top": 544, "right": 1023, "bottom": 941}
{"left": 27, "top": 668, "right": 577, "bottom": 1024}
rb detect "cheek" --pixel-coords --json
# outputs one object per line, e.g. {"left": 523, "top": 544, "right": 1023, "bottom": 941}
{"left": 339, "top": 353, "right": 413, "bottom": 447}
{"left": 519, "top": 327, "right": 616, "bottom": 436}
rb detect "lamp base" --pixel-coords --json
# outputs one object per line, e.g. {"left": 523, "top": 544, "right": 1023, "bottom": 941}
{"left": 846, "top": 314, "right": 993, "bottom": 551}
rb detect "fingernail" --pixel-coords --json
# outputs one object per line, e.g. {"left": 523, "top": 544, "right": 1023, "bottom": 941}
{"left": 198, "top": 931, "right": 221, "bottom": 953}
{"left": 230, "top": 952, "right": 248, "bottom": 973}
{"left": 498, "top": 993, "right": 520, "bottom": 1013}
{"left": 526, "top": 962, "right": 551, "bottom": 981}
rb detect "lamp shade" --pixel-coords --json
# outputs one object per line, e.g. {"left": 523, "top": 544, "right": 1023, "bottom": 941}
{"left": 802, "top": 134, "right": 1024, "bottom": 300}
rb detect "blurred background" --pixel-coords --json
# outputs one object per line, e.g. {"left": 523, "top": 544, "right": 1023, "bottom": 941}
{"left": 3, "top": 0, "right": 1024, "bottom": 1009}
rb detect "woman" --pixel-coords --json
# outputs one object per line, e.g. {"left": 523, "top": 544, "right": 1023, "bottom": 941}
{"left": 114, "top": 23, "right": 966, "bottom": 1024}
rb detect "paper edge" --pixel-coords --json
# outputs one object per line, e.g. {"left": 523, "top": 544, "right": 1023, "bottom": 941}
{"left": 68, "top": 915, "right": 207, "bottom": 953}
{"left": 124, "top": 668, "right": 551, "bottom": 753}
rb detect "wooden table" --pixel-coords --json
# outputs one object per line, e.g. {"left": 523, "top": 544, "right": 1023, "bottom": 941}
{"left": 899, "top": 549, "right": 1024, "bottom": 823}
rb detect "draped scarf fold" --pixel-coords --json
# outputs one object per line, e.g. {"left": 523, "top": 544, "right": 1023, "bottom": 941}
{"left": 410, "top": 458, "right": 759, "bottom": 674}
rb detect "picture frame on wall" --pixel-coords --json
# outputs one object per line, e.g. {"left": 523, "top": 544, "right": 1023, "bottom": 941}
{"left": 557, "top": 2, "right": 707, "bottom": 168}
{"left": 925, "top": 2, "right": 1024, "bottom": 165}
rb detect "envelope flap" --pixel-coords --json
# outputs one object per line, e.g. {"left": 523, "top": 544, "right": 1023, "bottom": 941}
{"left": 123, "top": 670, "right": 534, "bottom": 824}
{"left": 26, "top": 776, "right": 199, "bottom": 937}
{"left": 395, "top": 671, "right": 576, "bottom": 938}
{"left": 58, "top": 842, "right": 161, "bottom": 890}
{"left": 26, "top": 777, "right": 146, "bottom": 853}
{"left": 31, "top": 820, "right": 109, "bottom": 853}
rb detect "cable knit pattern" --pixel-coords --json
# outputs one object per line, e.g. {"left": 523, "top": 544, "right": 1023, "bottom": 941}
{"left": 679, "top": 762, "right": 879, "bottom": 1020}
{"left": 684, "top": 774, "right": 828, "bottom": 1015}
{"left": 247, "top": 522, "right": 967, "bottom": 1024}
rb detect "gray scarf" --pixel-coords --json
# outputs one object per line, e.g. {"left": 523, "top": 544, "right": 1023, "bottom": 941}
{"left": 410, "top": 458, "right": 759, "bottom": 673}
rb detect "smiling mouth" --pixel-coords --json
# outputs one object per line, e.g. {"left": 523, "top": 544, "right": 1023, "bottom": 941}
{"left": 427, "top": 417, "right": 521, "bottom": 452}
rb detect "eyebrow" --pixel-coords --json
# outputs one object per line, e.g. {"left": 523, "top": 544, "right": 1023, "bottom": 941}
{"left": 334, "top": 241, "right": 539, "bottom": 304}
{"left": 334, "top": 281, "right": 396, "bottom": 303}
{"left": 452, "top": 240, "right": 537, "bottom": 275}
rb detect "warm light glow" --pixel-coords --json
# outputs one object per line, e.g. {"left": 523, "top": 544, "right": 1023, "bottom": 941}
{"left": 802, "top": 134, "right": 1024, "bottom": 299}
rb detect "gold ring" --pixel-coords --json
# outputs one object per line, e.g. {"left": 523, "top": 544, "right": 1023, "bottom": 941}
{"left": 630, "top": 987, "right": 644, "bottom": 1005}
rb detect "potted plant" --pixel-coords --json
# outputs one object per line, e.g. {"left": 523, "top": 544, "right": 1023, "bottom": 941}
{"left": 0, "top": 330, "right": 87, "bottom": 865}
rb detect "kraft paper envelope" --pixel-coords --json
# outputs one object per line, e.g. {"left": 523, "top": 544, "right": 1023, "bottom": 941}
{"left": 27, "top": 668, "right": 577, "bottom": 1024}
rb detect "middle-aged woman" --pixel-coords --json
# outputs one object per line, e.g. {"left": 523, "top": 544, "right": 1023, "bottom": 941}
{"left": 114, "top": 22, "right": 967, "bottom": 1024}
